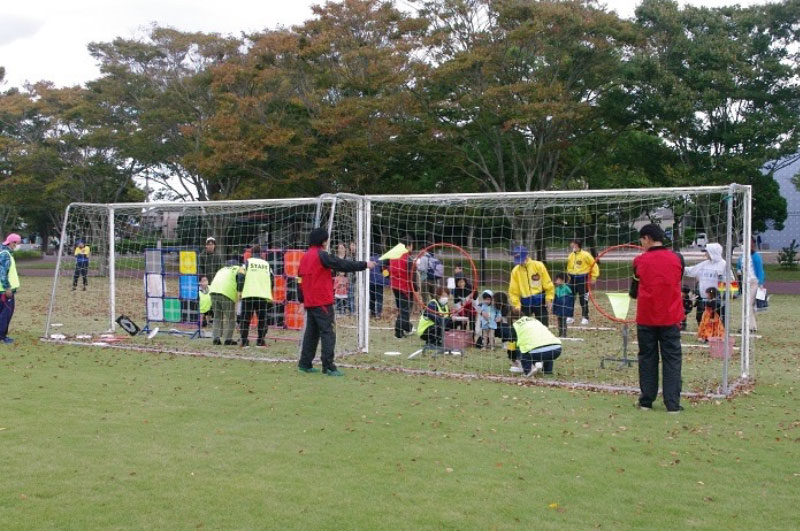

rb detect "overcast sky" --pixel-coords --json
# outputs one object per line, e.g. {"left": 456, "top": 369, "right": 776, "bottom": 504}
{"left": 0, "top": 0, "right": 777, "bottom": 90}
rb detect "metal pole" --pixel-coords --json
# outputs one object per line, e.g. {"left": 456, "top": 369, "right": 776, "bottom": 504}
{"left": 741, "top": 186, "right": 752, "bottom": 378}
{"left": 44, "top": 205, "right": 73, "bottom": 337}
{"left": 108, "top": 206, "right": 117, "bottom": 333}
{"left": 722, "top": 185, "right": 734, "bottom": 395}
{"left": 363, "top": 198, "right": 372, "bottom": 352}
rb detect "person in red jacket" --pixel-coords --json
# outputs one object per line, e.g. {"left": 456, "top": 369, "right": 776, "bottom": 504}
{"left": 297, "top": 228, "right": 375, "bottom": 376}
{"left": 630, "top": 224, "right": 686, "bottom": 413}
{"left": 389, "top": 239, "right": 414, "bottom": 339}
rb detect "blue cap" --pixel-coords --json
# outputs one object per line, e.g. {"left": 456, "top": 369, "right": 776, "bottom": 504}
{"left": 512, "top": 245, "right": 528, "bottom": 265}
{"left": 77, "top": 239, "right": 85, "bottom": 245}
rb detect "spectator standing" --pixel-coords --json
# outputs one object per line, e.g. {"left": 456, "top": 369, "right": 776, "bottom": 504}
{"left": 566, "top": 239, "right": 599, "bottom": 325}
{"left": 72, "top": 239, "right": 90, "bottom": 291}
{"left": 389, "top": 239, "right": 415, "bottom": 339}
{"left": 0, "top": 233, "right": 22, "bottom": 344}
{"left": 198, "top": 237, "right": 224, "bottom": 286}
{"left": 737, "top": 238, "right": 765, "bottom": 332}
{"left": 629, "top": 224, "right": 685, "bottom": 413}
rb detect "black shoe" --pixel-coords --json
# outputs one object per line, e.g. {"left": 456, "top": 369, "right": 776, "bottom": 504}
{"left": 82, "top": 285, "right": 87, "bottom": 291}
{"left": 240, "top": 339, "right": 249, "bottom": 347}
{"left": 224, "top": 340, "right": 237, "bottom": 346}
{"left": 256, "top": 339, "right": 266, "bottom": 347}
{"left": 71, "top": 286, "right": 76, "bottom": 291}
{"left": 212, "top": 338, "right": 221, "bottom": 345}
{"left": 667, "top": 406, "right": 685, "bottom": 414}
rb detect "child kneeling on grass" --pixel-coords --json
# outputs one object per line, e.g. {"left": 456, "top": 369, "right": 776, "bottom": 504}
{"left": 512, "top": 315, "right": 562, "bottom": 377}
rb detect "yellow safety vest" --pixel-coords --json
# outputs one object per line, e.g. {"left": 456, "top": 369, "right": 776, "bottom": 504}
{"left": 209, "top": 265, "right": 239, "bottom": 301}
{"left": 1, "top": 250, "right": 20, "bottom": 290}
{"left": 198, "top": 291, "right": 212, "bottom": 313}
{"left": 513, "top": 316, "right": 561, "bottom": 353}
{"left": 417, "top": 300, "right": 450, "bottom": 337}
{"left": 241, "top": 258, "right": 273, "bottom": 300}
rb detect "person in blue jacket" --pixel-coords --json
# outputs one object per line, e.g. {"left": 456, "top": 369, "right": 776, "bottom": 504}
{"left": 369, "top": 254, "right": 388, "bottom": 318}
{"left": 737, "top": 238, "right": 765, "bottom": 332}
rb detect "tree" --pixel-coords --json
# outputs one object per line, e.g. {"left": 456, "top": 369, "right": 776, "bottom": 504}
{"left": 633, "top": 0, "right": 800, "bottom": 237}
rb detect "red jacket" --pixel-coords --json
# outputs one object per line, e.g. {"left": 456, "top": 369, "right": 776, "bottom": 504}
{"left": 298, "top": 246, "right": 367, "bottom": 308}
{"left": 631, "top": 246, "right": 685, "bottom": 326}
{"left": 389, "top": 253, "right": 413, "bottom": 293}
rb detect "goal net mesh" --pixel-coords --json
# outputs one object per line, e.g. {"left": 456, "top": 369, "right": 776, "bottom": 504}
{"left": 45, "top": 186, "right": 752, "bottom": 396}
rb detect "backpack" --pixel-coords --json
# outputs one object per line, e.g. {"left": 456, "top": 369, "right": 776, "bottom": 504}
{"left": 428, "top": 255, "right": 443, "bottom": 279}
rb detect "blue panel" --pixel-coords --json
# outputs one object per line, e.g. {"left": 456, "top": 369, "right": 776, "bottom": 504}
{"left": 179, "top": 275, "right": 198, "bottom": 300}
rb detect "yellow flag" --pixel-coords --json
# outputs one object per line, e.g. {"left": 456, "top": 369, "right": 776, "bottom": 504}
{"left": 606, "top": 292, "right": 631, "bottom": 320}
{"left": 380, "top": 243, "right": 408, "bottom": 261}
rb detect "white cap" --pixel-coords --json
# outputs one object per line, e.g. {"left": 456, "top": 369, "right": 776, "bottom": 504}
{"left": 206, "top": 237, "right": 216, "bottom": 243}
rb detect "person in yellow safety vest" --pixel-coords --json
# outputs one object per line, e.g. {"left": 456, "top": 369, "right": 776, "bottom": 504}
{"left": 0, "top": 233, "right": 22, "bottom": 344}
{"left": 417, "top": 286, "right": 453, "bottom": 347}
{"left": 208, "top": 261, "right": 241, "bottom": 346}
{"left": 508, "top": 245, "right": 554, "bottom": 322}
{"left": 512, "top": 316, "right": 562, "bottom": 377}
{"left": 566, "top": 239, "right": 600, "bottom": 326}
{"left": 236, "top": 245, "right": 273, "bottom": 347}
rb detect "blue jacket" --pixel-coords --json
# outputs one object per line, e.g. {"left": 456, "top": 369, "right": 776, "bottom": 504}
{"left": 0, "top": 244, "right": 13, "bottom": 290}
{"left": 737, "top": 252, "right": 765, "bottom": 285}
{"left": 369, "top": 256, "right": 388, "bottom": 285}
{"left": 552, "top": 284, "right": 575, "bottom": 318}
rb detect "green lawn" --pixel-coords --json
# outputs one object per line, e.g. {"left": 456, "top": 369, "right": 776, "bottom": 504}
{"left": 1, "top": 279, "right": 799, "bottom": 529}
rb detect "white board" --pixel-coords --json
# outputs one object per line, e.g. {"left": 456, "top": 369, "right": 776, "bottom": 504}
{"left": 147, "top": 297, "right": 164, "bottom": 321}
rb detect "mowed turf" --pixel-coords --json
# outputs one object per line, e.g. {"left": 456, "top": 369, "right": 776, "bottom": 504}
{"left": 1, "top": 279, "right": 799, "bottom": 530}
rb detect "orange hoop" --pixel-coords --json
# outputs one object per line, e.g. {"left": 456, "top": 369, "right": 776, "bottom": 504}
{"left": 411, "top": 243, "right": 480, "bottom": 316}
{"left": 586, "top": 244, "right": 644, "bottom": 324}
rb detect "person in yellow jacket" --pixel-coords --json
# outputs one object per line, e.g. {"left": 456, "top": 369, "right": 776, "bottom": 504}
{"left": 508, "top": 245, "right": 554, "bottom": 325}
{"left": 0, "top": 233, "right": 21, "bottom": 344}
{"left": 512, "top": 315, "right": 562, "bottom": 377}
{"left": 566, "top": 239, "right": 599, "bottom": 325}
{"left": 417, "top": 286, "right": 453, "bottom": 347}
{"left": 208, "top": 260, "right": 242, "bottom": 346}
{"left": 236, "top": 245, "right": 273, "bottom": 348}
{"left": 72, "top": 239, "right": 90, "bottom": 291}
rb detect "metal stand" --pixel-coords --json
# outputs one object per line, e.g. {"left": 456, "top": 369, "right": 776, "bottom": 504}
{"left": 601, "top": 323, "right": 637, "bottom": 369}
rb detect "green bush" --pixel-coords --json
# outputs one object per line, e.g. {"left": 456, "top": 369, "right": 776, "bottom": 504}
{"left": 777, "top": 239, "right": 799, "bottom": 270}
{"left": 117, "top": 238, "right": 180, "bottom": 254}
{"left": 12, "top": 250, "right": 43, "bottom": 261}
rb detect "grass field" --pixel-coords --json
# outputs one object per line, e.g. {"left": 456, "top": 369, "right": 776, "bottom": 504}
{"left": 2, "top": 278, "right": 799, "bottom": 529}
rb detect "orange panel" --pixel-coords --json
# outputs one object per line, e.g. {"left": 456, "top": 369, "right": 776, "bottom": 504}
{"left": 272, "top": 275, "right": 286, "bottom": 303}
{"left": 285, "top": 302, "right": 305, "bottom": 330}
{"left": 284, "top": 250, "right": 304, "bottom": 277}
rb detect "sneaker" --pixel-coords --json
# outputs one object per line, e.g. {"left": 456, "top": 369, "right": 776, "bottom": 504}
{"left": 534, "top": 362, "right": 544, "bottom": 371}
{"left": 524, "top": 364, "right": 541, "bottom": 377}
{"left": 1, "top": 337, "right": 13, "bottom": 344}
{"left": 581, "top": 318, "right": 589, "bottom": 325}
{"left": 224, "top": 340, "right": 237, "bottom": 346}
{"left": 509, "top": 366, "right": 524, "bottom": 374}
{"left": 636, "top": 402, "right": 652, "bottom": 411}
{"left": 667, "top": 406, "right": 685, "bottom": 414}
{"left": 324, "top": 369, "right": 345, "bottom": 376}
{"left": 240, "top": 339, "right": 250, "bottom": 348}
{"left": 212, "top": 338, "right": 221, "bottom": 345}
{"left": 298, "top": 367, "right": 320, "bottom": 373}
{"left": 566, "top": 317, "right": 574, "bottom": 325}
{"left": 256, "top": 339, "right": 266, "bottom": 347}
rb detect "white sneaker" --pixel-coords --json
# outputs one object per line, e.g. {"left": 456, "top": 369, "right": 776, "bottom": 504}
{"left": 534, "top": 362, "right": 544, "bottom": 371}
{"left": 525, "top": 364, "right": 540, "bottom": 377}
{"left": 581, "top": 318, "right": 589, "bottom": 325}
{"left": 566, "top": 318, "right": 575, "bottom": 325}
{"left": 509, "top": 366, "right": 524, "bottom": 374}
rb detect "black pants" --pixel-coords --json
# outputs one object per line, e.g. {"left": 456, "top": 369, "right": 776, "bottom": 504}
{"left": 240, "top": 297, "right": 268, "bottom": 341}
{"left": 557, "top": 316, "right": 567, "bottom": 337}
{"left": 0, "top": 293, "right": 15, "bottom": 339}
{"left": 369, "top": 283, "right": 384, "bottom": 317}
{"left": 299, "top": 305, "right": 337, "bottom": 371}
{"left": 393, "top": 289, "right": 412, "bottom": 337}
{"left": 521, "top": 302, "right": 548, "bottom": 326}
{"left": 73, "top": 262, "right": 88, "bottom": 287}
{"left": 521, "top": 347, "right": 562, "bottom": 374}
{"left": 637, "top": 324, "right": 682, "bottom": 411}
{"left": 569, "top": 275, "right": 589, "bottom": 319}
{"left": 421, "top": 326, "right": 443, "bottom": 347}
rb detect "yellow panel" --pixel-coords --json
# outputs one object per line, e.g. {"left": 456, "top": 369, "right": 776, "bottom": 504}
{"left": 179, "top": 251, "right": 197, "bottom": 274}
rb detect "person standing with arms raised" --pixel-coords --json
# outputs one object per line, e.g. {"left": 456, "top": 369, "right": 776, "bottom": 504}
{"left": 297, "top": 229, "right": 375, "bottom": 376}
{"left": 630, "top": 224, "right": 685, "bottom": 413}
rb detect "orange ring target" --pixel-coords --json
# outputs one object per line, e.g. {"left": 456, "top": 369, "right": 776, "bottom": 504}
{"left": 586, "top": 244, "right": 644, "bottom": 324}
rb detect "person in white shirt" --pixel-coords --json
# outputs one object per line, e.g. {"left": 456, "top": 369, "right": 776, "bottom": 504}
{"left": 684, "top": 243, "right": 735, "bottom": 326}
